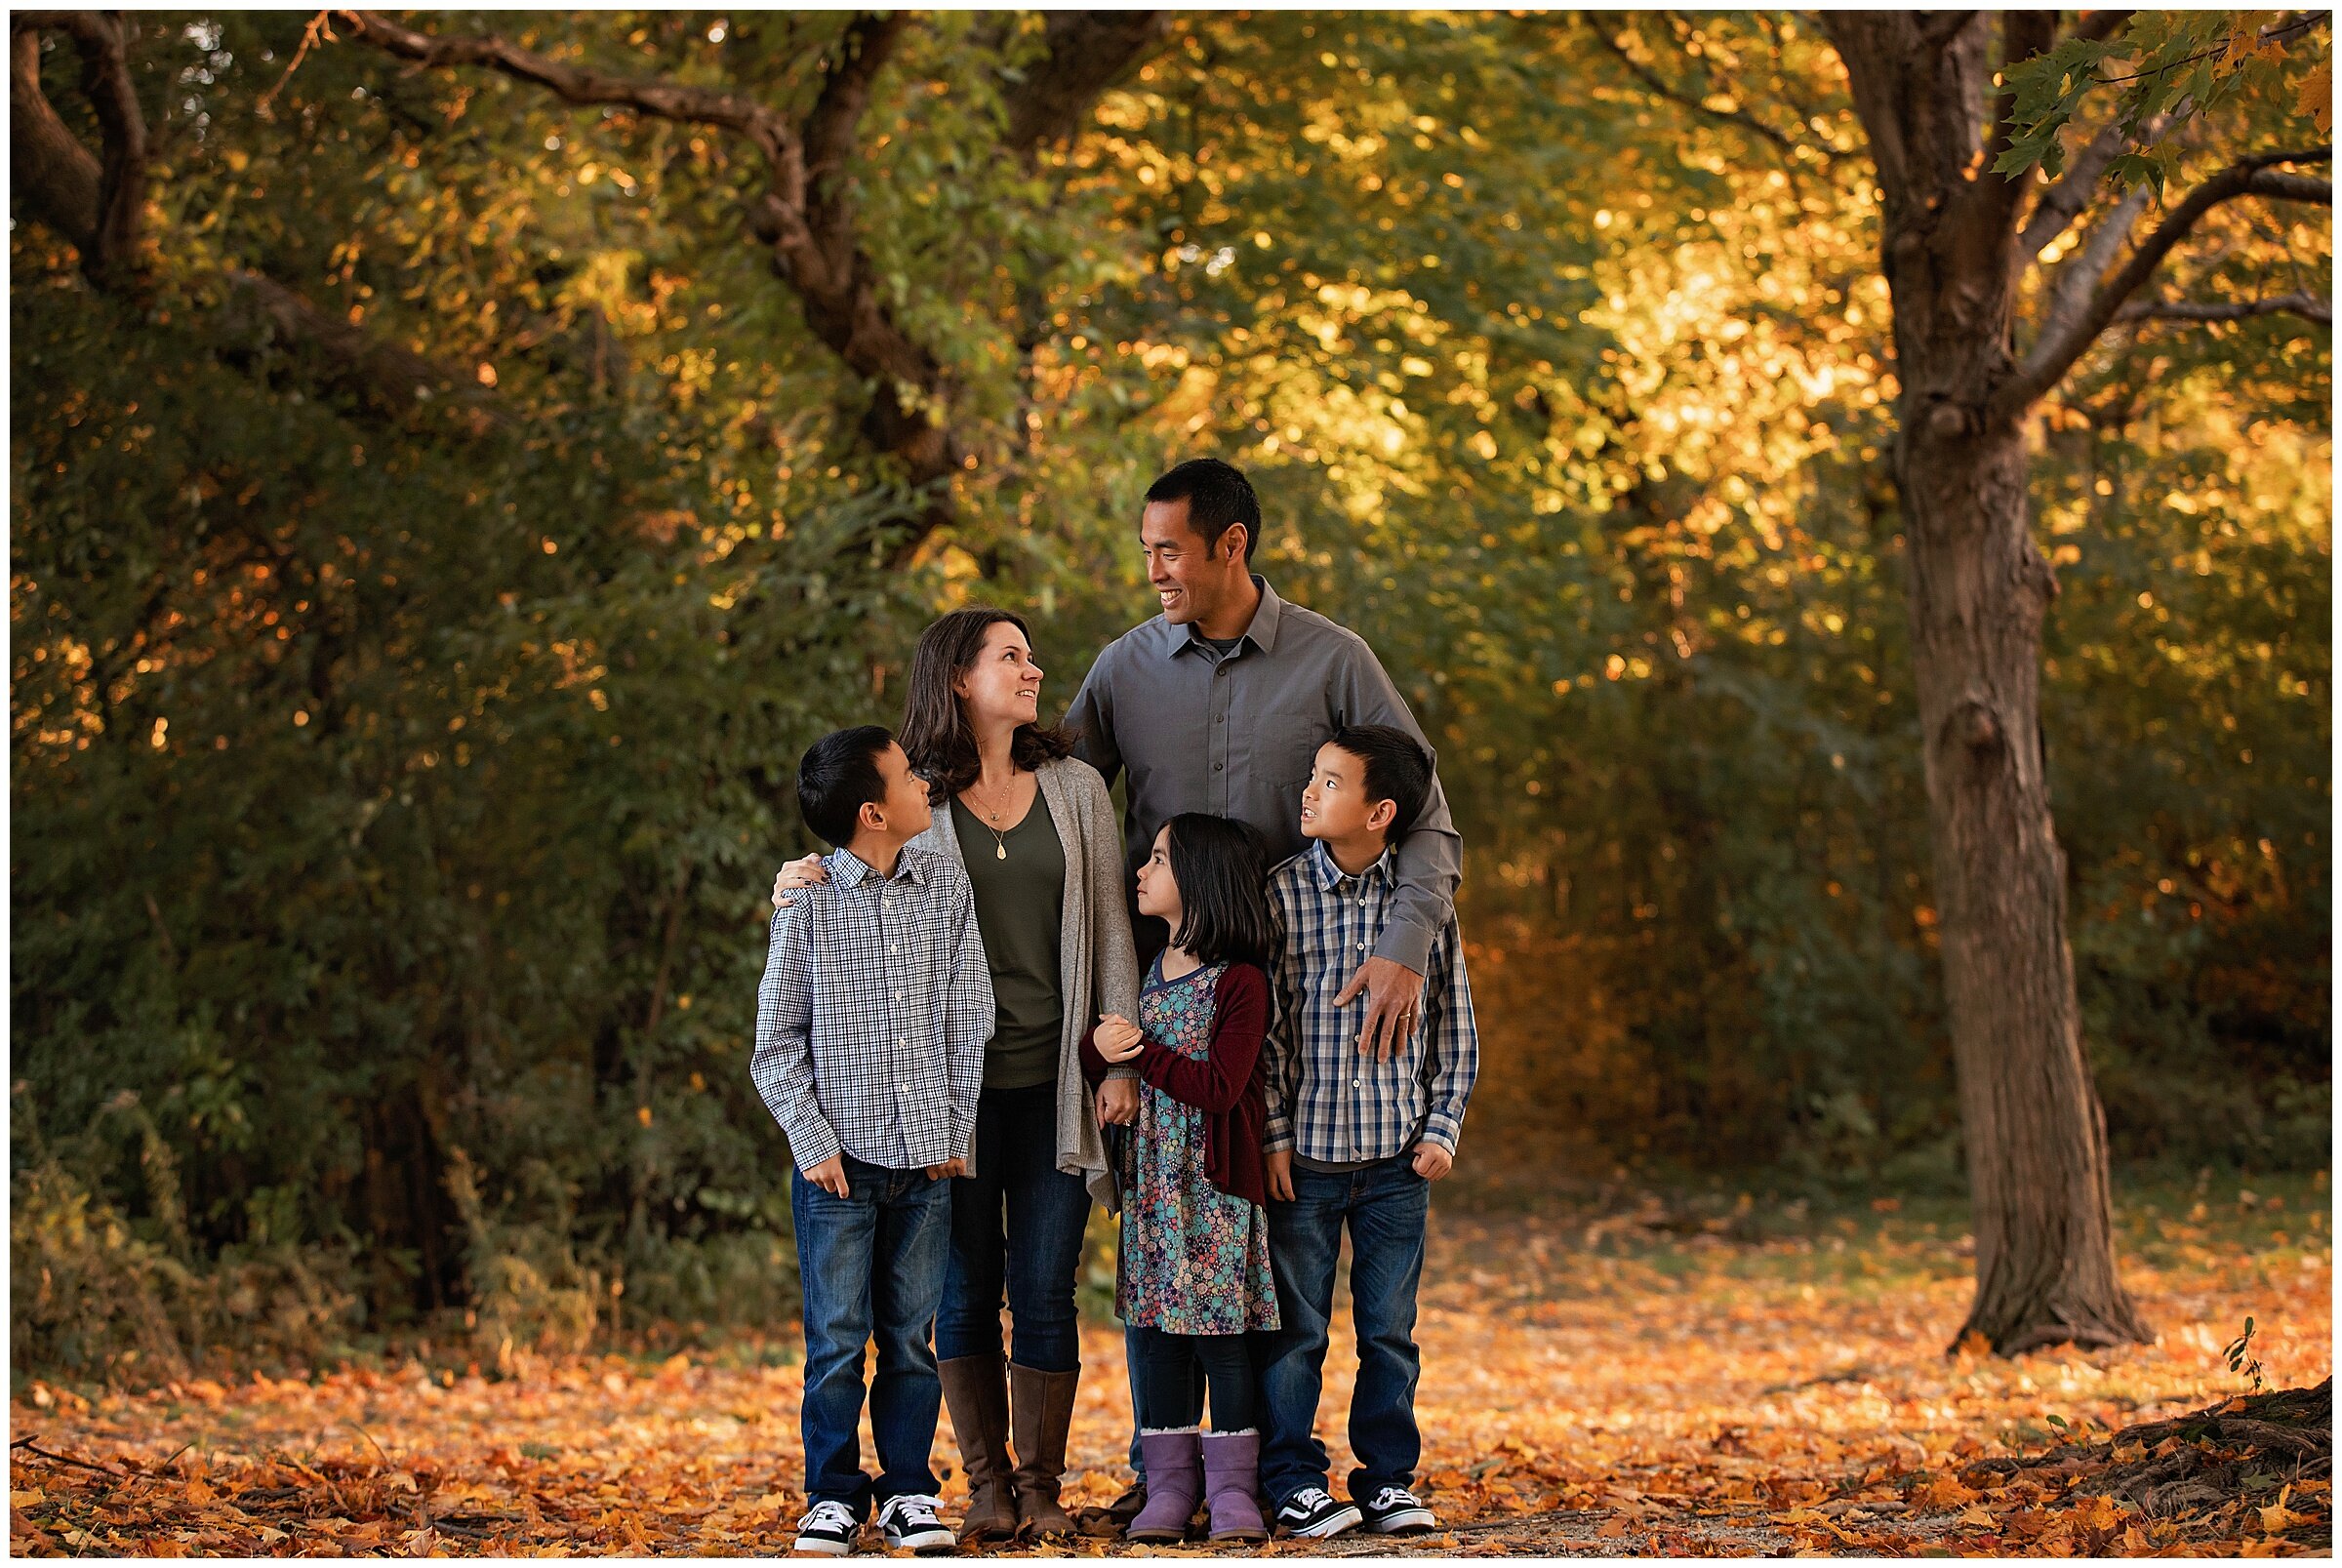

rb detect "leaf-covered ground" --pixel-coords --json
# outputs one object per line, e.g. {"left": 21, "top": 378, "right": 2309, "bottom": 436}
{"left": 11, "top": 1173, "right": 2330, "bottom": 1556}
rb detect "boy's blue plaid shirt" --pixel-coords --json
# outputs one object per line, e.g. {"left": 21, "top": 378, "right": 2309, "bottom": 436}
{"left": 749, "top": 845, "right": 993, "bottom": 1174}
{"left": 1263, "top": 838, "right": 1479, "bottom": 1161}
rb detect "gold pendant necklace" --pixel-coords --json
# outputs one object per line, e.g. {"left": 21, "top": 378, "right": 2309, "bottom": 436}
{"left": 970, "top": 775, "right": 1016, "bottom": 859}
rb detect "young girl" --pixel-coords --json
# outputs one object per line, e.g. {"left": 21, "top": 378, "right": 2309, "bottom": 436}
{"left": 1080, "top": 813, "right": 1278, "bottom": 1544}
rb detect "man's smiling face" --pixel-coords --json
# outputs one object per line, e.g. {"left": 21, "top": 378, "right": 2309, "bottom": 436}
{"left": 1140, "top": 497, "right": 1248, "bottom": 628}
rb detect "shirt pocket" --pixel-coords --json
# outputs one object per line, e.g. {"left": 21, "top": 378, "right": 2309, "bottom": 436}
{"left": 1246, "top": 702, "right": 1329, "bottom": 788}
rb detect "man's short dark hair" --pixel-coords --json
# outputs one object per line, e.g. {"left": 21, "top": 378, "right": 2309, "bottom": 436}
{"left": 1145, "top": 457, "right": 1261, "bottom": 561}
{"left": 797, "top": 725, "right": 894, "bottom": 848}
{"left": 1327, "top": 724, "right": 1433, "bottom": 840}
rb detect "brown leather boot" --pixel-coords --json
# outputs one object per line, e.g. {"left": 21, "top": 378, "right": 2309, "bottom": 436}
{"left": 1009, "top": 1363, "right": 1080, "bottom": 1538}
{"left": 939, "top": 1353, "right": 1017, "bottom": 1545}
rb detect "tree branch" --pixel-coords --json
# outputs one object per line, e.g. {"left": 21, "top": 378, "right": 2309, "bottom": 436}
{"left": 1998, "top": 147, "right": 2334, "bottom": 419}
{"left": 337, "top": 11, "right": 790, "bottom": 153}
{"left": 11, "top": 12, "right": 491, "bottom": 427}
{"left": 1917, "top": 12, "right": 1983, "bottom": 54}
{"left": 13, "top": 12, "right": 145, "bottom": 282}
{"left": 1584, "top": 19, "right": 1807, "bottom": 160}
{"left": 2034, "top": 180, "right": 2156, "bottom": 346}
{"left": 1975, "top": 11, "right": 2060, "bottom": 236}
{"left": 339, "top": 11, "right": 967, "bottom": 547}
{"left": 2071, "top": 10, "right": 2134, "bottom": 47}
{"left": 1003, "top": 11, "right": 1173, "bottom": 156}
{"left": 2018, "top": 106, "right": 2184, "bottom": 261}
{"left": 2117, "top": 290, "right": 2331, "bottom": 325}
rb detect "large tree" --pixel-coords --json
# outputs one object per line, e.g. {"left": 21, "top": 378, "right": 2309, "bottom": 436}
{"left": 1813, "top": 11, "right": 2329, "bottom": 1351}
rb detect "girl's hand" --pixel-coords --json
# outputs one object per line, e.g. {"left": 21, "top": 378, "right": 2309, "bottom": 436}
{"left": 772, "top": 855, "right": 828, "bottom": 909}
{"left": 1093, "top": 1014, "right": 1145, "bottom": 1063}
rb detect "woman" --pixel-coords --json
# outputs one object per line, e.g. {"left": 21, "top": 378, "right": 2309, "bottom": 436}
{"left": 771, "top": 608, "right": 1138, "bottom": 1543}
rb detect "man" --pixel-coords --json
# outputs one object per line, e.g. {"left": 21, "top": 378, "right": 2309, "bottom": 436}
{"left": 1066, "top": 456, "right": 1461, "bottom": 1051}
{"left": 1064, "top": 456, "right": 1463, "bottom": 1535}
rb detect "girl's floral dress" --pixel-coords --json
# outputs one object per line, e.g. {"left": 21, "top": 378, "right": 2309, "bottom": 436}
{"left": 1114, "top": 954, "right": 1279, "bottom": 1334}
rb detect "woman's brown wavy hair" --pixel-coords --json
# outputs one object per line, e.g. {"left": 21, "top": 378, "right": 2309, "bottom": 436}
{"left": 898, "top": 607, "right": 1076, "bottom": 798}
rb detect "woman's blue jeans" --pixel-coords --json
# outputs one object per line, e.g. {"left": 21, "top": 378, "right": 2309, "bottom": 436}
{"left": 936, "top": 1081, "right": 1092, "bottom": 1372}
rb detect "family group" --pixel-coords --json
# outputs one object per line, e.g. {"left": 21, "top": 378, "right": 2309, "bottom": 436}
{"left": 749, "top": 459, "right": 1480, "bottom": 1555}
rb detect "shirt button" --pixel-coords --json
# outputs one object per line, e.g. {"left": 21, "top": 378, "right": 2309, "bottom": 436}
{"left": 1352, "top": 1078, "right": 1361, "bottom": 1088}
{"left": 1214, "top": 762, "right": 1224, "bottom": 771}
{"left": 897, "top": 1037, "right": 908, "bottom": 1048}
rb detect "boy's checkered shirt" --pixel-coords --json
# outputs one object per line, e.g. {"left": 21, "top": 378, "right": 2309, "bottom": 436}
{"left": 1263, "top": 838, "right": 1479, "bottom": 1163}
{"left": 749, "top": 844, "right": 993, "bottom": 1174}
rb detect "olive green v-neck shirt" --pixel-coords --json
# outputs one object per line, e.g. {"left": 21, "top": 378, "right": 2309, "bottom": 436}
{"left": 950, "top": 792, "right": 1068, "bottom": 1091}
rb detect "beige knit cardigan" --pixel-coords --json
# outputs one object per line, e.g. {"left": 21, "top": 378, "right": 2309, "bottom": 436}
{"left": 909, "top": 755, "right": 1140, "bottom": 1209}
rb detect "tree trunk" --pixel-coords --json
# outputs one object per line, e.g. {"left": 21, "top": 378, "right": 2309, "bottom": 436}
{"left": 1826, "top": 12, "right": 2150, "bottom": 1354}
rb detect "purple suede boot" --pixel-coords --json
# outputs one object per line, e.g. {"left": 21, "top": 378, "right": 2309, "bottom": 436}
{"left": 1199, "top": 1429, "right": 1269, "bottom": 1542}
{"left": 1126, "top": 1429, "right": 1203, "bottom": 1543}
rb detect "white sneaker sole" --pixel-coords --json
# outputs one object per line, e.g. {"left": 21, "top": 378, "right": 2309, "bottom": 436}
{"left": 1368, "top": 1508, "right": 1438, "bottom": 1535}
{"left": 1280, "top": 1507, "right": 1363, "bottom": 1539}
{"left": 791, "top": 1536, "right": 855, "bottom": 1556}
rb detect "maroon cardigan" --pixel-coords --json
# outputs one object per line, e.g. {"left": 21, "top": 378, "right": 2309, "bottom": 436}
{"left": 1079, "top": 960, "right": 1270, "bottom": 1207}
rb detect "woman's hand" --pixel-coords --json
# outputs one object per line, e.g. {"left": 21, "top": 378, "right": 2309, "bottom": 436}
{"left": 1093, "top": 1013, "right": 1145, "bottom": 1064}
{"left": 1096, "top": 1078, "right": 1140, "bottom": 1126}
{"left": 771, "top": 854, "right": 828, "bottom": 909}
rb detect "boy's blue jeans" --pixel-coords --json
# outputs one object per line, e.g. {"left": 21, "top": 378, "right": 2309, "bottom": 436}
{"left": 792, "top": 1154, "right": 953, "bottom": 1518}
{"left": 1255, "top": 1152, "right": 1432, "bottom": 1509}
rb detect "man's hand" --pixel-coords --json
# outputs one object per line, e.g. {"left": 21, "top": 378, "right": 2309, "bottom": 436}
{"left": 1096, "top": 1077, "right": 1140, "bottom": 1127}
{"left": 1333, "top": 954, "right": 1426, "bottom": 1061}
{"left": 1265, "top": 1146, "right": 1296, "bottom": 1202}
{"left": 925, "top": 1157, "right": 968, "bottom": 1181}
{"left": 771, "top": 854, "right": 828, "bottom": 910}
{"left": 1093, "top": 1013, "right": 1145, "bottom": 1064}
{"left": 1409, "top": 1141, "right": 1453, "bottom": 1182}
{"left": 802, "top": 1153, "right": 851, "bottom": 1198}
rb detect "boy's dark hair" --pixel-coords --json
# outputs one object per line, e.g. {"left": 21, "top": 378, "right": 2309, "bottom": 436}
{"left": 1162, "top": 813, "right": 1275, "bottom": 969}
{"left": 899, "top": 607, "right": 1075, "bottom": 796}
{"left": 797, "top": 725, "right": 895, "bottom": 848}
{"left": 1327, "top": 723, "right": 1434, "bottom": 840}
{"left": 1145, "top": 457, "right": 1261, "bottom": 562}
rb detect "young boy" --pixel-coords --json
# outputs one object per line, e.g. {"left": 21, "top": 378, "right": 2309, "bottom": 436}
{"left": 1256, "top": 723, "right": 1480, "bottom": 1540}
{"left": 750, "top": 726, "right": 993, "bottom": 1556}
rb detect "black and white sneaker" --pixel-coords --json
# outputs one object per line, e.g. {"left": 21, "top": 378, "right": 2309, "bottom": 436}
{"left": 1359, "top": 1485, "right": 1437, "bottom": 1535}
{"left": 1274, "top": 1487, "right": 1362, "bottom": 1539}
{"left": 793, "top": 1500, "right": 860, "bottom": 1556}
{"left": 876, "top": 1494, "right": 955, "bottom": 1555}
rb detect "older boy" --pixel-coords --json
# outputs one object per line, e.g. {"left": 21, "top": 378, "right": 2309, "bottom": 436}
{"left": 751, "top": 726, "right": 993, "bottom": 1556}
{"left": 1257, "top": 724, "right": 1480, "bottom": 1539}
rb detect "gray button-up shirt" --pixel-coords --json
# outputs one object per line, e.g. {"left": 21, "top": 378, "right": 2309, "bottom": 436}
{"left": 749, "top": 845, "right": 993, "bottom": 1174}
{"left": 1063, "top": 575, "right": 1462, "bottom": 974}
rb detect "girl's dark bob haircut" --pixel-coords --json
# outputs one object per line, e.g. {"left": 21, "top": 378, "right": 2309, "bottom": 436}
{"left": 1160, "top": 812, "right": 1275, "bottom": 970}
